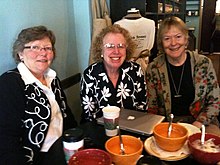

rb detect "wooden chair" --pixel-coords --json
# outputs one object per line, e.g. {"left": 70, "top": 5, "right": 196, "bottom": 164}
{"left": 206, "top": 54, "right": 220, "bottom": 86}
{"left": 61, "top": 73, "right": 81, "bottom": 90}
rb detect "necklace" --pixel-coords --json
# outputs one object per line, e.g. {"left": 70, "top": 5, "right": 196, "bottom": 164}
{"left": 167, "top": 62, "right": 185, "bottom": 98}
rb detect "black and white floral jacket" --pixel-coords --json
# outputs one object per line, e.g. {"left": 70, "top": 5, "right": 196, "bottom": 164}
{"left": 80, "top": 61, "right": 147, "bottom": 122}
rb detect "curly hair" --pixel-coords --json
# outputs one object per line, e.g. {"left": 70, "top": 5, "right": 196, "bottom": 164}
{"left": 91, "top": 24, "right": 136, "bottom": 62}
{"left": 12, "top": 25, "right": 56, "bottom": 63}
{"left": 157, "top": 16, "right": 189, "bottom": 55}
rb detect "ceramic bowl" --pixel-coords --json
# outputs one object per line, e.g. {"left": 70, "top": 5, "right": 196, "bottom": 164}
{"left": 105, "top": 135, "right": 143, "bottom": 165}
{"left": 188, "top": 133, "right": 220, "bottom": 165}
{"left": 136, "top": 155, "right": 162, "bottom": 165}
{"left": 68, "top": 148, "right": 112, "bottom": 165}
{"left": 153, "top": 122, "right": 188, "bottom": 151}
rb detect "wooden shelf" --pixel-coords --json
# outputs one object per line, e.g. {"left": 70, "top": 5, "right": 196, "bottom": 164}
{"left": 186, "top": 0, "right": 200, "bottom": 16}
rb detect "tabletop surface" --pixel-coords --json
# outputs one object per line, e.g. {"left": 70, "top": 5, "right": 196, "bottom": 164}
{"left": 79, "top": 121, "right": 200, "bottom": 165}
{"left": 42, "top": 121, "right": 201, "bottom": 165}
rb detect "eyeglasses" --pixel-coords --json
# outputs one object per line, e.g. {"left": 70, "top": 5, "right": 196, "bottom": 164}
{"left": 24, "top": 45, "right": 53, "bottom": 53}
{"left": 103, "top": 43, "right": 127, "bottom": 50}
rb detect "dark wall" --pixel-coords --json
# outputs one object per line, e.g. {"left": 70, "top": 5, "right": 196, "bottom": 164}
{"left": 199, "top": 0, "right": 216, "bottom": 54}
{"left": 110, "top": 0, "right": 146, "bottom": 23}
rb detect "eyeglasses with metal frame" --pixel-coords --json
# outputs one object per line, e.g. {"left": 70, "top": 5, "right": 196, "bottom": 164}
{"left": 103, "top": 43, "right": 127, "bottom": 50}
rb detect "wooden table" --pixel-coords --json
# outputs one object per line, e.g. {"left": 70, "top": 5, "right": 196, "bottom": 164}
{"left": 79, "top": 121, "right": 200, "bottom": 165}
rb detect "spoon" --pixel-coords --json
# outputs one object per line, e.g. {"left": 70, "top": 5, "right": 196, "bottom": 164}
{"left": 117, "top": 125, "right": 125, "bottom": 155}
{"left": 201, "top": 125, "right": 205, "bottom": 147}
{"left": 167, "top": 114, "right": 174, "bottom": 138}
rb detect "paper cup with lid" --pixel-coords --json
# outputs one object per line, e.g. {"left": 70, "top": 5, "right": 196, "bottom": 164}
{"left": 63, "top": 127, "right": 84, "bottom": 163}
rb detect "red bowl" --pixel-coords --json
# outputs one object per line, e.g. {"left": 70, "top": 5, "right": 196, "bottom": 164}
{"left": 188, "top": 133, "right": 220, "bottom": 165}
{"left": 68, "top": 148, "right": 112, "bottom": 165}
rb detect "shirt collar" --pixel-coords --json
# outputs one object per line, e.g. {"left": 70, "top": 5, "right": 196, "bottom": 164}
{"left": 17, "top": 62, "right": 56, "bottom": 85}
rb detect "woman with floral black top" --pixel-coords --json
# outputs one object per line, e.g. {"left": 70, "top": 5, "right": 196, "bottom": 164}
{"left": 146, "top": 16, "right": 220, "bottom": 135}
{"left": 80, "top": 24, "right": 147, "bottom": 123}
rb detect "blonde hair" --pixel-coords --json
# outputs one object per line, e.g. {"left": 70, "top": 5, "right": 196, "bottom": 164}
{"left": 157, "top": 16, "right": 189, "bottom": 54}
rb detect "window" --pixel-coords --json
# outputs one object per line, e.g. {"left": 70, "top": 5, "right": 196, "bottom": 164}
{"left": 216, "top": 0, "right": 220, "bottom": 13}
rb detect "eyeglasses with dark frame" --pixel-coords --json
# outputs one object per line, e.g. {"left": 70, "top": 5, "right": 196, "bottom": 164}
{"left": 24, "top": 45, "right": 53, "bottom": 53}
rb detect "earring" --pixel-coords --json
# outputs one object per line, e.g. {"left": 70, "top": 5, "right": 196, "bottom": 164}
{"left": 18, "top": 53, "right": 23, "bottom": 62}
{"left": 19, "top": 57, "right": 24, "bottom": 62}
{"left": 20, "top": 56, "right": 24, "bottom": 62}
{"left": 101, "top": 54, "right": 103, "bottom": 58}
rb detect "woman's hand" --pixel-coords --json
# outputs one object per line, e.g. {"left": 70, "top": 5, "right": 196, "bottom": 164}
{"left": 192, "top": 120, "right": 203, "bottom": 129}
{"left": 193, "top": 121, "right": 220, "bottom": 136}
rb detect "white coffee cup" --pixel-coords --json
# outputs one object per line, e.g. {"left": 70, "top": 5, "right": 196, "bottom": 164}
{"left": 102, "top": 106, "right": 120, "bottom": 136}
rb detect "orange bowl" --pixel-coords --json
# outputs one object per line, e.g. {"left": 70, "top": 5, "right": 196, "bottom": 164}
{"left": 188, "top": 133, "right": 220, "bottom": 165}
{"left": 68, "top": 148, "right": 112, "bottom": 165}
{"left": 105, "top": 135, "right": 143, "bottom": 165}
{"left": 153, "top": 122, "right": 188, "bottom": 151}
